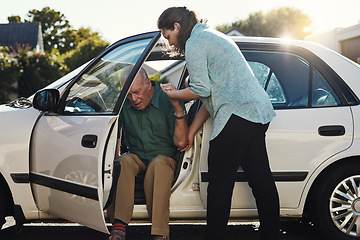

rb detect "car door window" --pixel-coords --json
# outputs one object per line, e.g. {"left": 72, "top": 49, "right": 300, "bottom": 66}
{"left": 312, "top": 68, "right": 341, "bottom": 107}
{"left": 243, "top": 50, "right": 340, "bottom": 109}
{"left": 248, "top": 62, "right": 286, "bottom": 104}
{"left": 63, "top": 39, "right": 152, "bottom": 113}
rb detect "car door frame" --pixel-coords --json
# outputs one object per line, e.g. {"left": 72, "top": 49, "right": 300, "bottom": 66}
{"left": 29, "top": 31, "right": 161, "bottom": 233}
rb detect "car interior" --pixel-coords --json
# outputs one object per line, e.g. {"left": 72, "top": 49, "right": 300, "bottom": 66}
{"left": 104, "top": 50, "right": 192, "bottom": 206}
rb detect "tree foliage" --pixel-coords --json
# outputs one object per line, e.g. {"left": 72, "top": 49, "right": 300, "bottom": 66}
{"left": 25, "top": 7, "right": 71, "bottom": 53}
{"left": 8, "top": 15, "right": 21, "bottom": 23}
{"left": 0, "top": 45, "right": 66, "bottom": 103}
{"left": 0, "top": 7, "right": 110, "bottom": 103}
{"left": 8, "top": 7, "right": 109, "bottom": 55}
{"left": 149, "top": 73, "right": 168, "bottom": 84}
{"left": 64, "top": 36, "right": 109, "bottom": 71}
{"left": 61, "top": 27, "right": 106, "bottom": 54}
{"left": 216, "top": 7, "right": 312, "bottom": 39}
{"left": 0, "top": 47, "right": 19, "bottom": 103}
{"left": 16, "top": 46, "right": 65, "bottom": 98}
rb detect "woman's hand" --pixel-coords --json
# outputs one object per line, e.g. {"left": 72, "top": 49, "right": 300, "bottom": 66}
{"left": 161, "top": 83, "right": 182, "bottom": 109}
{"left": 160, "top": 83, "right": 177, "bottom": 94}
{"left": 161, "top": 83, "right": 201, "bottom": 102}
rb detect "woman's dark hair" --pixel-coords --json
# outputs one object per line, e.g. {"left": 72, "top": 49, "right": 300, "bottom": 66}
{"left": 157, "top": 7, "right": 201, "bottom": 55}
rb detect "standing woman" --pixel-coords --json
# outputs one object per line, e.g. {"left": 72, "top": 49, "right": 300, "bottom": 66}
{"left": 157, "top": 7, "right": 280, "bottom": 240}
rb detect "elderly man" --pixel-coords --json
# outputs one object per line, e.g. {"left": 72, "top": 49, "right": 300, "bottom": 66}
{"left": 108, "top": 68, "right": 188, "bottom": 240}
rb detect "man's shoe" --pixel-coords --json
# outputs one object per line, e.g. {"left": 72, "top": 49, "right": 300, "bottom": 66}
{"left": 108, "top": 229, "right": 126, "bottom": 240}
{"left": 153, "top": 235, "right": 170, "bottom": 240}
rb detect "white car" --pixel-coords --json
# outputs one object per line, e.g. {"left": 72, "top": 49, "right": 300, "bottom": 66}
{"left": 1, "top": 31, "right": 360, "bottom": 240}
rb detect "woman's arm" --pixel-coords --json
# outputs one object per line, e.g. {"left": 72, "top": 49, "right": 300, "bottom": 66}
{"left": 189, "top": 104, "right": 210, "bottom": 139}
{"left": 160, "top": 84, "right": 201, "bottom": 101}
{"left": 181, "top": 104, "right": 210, "bottom": 152}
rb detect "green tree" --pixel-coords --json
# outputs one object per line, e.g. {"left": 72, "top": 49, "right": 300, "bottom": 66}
{"left": 149, "top": 73, "right": 168, "bottom": 84}
{"left": 0, "top": 47, "right": 19, "bottom": 103}
{"left": 23, "top": 7, "right": 110, "bottom": 55}
{"left": 217, "top": 7, "right": 312, "bottom": 39}
{"left": 15, "top": 46, "right": 66, "bottom": 97}
{"left": 0, "top": 45, "right": 67, "bottom": 102}
{"left": 61, "top": 27, "right": 108, "bottom": 54}
{"left": 9, "top": 7, "right": 108, "bottom": 55}
{"left": 7, "top": 7, "right": 109, "bottom": 70}
{"left": 8, "top": 15, "right": 21, "bottom": 23}
{"left": 63, "top": 36, "right": 109, "bottom": 71}
{"left": 25, "top": 7, "right": 71, "bottom": 53}
{"left": 2, "top": 7, "right": 110, "bottom": 100}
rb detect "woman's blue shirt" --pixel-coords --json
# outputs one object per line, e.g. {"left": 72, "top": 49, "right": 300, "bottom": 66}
{"left": 186, "top": 23, "right": 276, "bottom": 140}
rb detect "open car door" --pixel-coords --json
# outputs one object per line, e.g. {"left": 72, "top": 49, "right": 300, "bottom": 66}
{"left": 29, "top": 32, "right": 161, "bottom": 233}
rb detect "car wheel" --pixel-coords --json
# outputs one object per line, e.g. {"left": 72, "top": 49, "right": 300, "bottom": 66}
{"left": 63, "top": 170, "right": 98, "bottom": 205}
{"left": 0, "top": 186, "right": 10, "bottom": 229}
{"left": 313, "top": 165, "right": 360, "bottom": 240}
{"left": 53, "top": 159, "right": 98, "bottom": 206}
{"left": 0, "top": 200, "right": 6, "bottom": 228}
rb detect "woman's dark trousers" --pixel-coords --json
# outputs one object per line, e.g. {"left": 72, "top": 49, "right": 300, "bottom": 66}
{"left": 205, "top": 115, "right": 279, "bottom": 240}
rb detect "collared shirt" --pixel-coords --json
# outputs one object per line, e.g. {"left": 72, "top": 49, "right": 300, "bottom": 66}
{"left": 119, "top": 83, "right": 177, "bottom": 165}
{"left": 186, "top": 22, "right": 276, "bottom": 140}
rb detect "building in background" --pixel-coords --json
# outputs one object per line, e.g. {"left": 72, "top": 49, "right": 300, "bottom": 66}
{"left": 0, "top": 22, "right": 44, "bottom": 53}
{"left": 306, "top": 23, "right": 360, "bottom": 64}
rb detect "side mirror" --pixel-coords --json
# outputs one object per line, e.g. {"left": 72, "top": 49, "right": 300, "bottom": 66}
{"left": 33, "top": 89, "right": 60, "bottom": 112}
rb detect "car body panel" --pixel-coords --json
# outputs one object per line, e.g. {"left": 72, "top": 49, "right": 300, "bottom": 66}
{"left": 30, "top": 114, "right": 118, "bottom": 233}
{"left": 0, "top": 106, "right": 41, "bottom": 218}
{"left": 198, "top": 106, "right": 353, "bottom": 208}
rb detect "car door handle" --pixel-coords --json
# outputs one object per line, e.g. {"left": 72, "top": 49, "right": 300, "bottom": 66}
{"left": 318, "top": 125, "right": 345, "bottom": 136}
{"left": 81, "top": 135, "right": 98, "bottom": 148}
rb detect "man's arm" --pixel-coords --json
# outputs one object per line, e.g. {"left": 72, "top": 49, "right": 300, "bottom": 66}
{"left": 171, "top": 100, "right": 189, "bottom": 150}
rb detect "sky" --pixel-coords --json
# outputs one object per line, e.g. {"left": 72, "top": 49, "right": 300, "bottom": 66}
{"left": 1, "top": 0, "right": 360, "bottom": 44}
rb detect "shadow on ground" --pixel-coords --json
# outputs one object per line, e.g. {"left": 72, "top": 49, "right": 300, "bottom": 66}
{"left": 0, "top": 220, "right": 327, "bottom": 240}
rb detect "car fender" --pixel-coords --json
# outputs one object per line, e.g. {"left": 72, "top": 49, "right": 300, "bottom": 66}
{"left": 0, "top": 104, "right": 41, "bottom": 218}
{"left": 297, "top": 147, "right": 360, "bottom": 217}
{"left": 284, "top": 105, "right": 359, "bottom": 217}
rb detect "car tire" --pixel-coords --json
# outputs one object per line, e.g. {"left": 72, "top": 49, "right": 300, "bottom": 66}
{"left": 0, "top": 186, "right": 9, "bottom": 228}
{"left": 313, "top": 164, "right": 360, "bottom": 240}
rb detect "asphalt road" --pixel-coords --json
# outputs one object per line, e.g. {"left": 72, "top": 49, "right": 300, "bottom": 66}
{"left": 0, "top": 219, "right": 327, "bottom": 240}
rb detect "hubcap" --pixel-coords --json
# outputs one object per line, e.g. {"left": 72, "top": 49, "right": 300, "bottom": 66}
{"left": 354, "top": 199, "right": 360, "bottom": 213}
{"left": 330, "top": 175, "right": 360, "bottom": 237}
{"left": 64, "top": 170, "right": 97, "bottom": 205}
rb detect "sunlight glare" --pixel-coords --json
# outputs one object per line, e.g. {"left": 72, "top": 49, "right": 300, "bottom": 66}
{"left": 280, "top": 34, "right": 293, "bottom": 40}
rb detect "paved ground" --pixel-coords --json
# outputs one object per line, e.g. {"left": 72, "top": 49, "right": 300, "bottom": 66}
{"left": 0, "top": 217, "right": 327, "bottom": 240}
